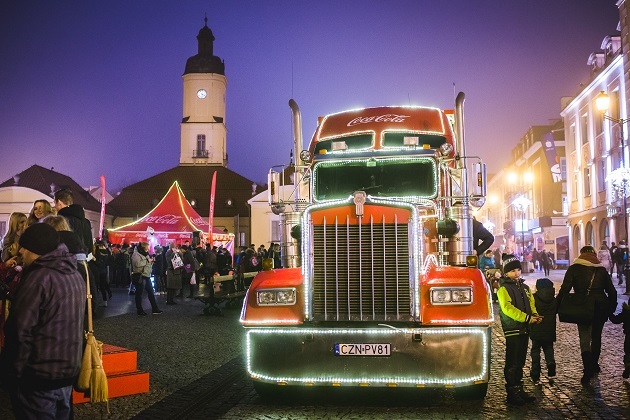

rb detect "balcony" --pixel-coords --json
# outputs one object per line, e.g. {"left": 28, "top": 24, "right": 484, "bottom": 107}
{"left": 192, "top": 149, "right": 209, "bottom": 158}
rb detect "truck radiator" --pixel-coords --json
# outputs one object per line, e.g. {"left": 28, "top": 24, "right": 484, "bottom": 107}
{"left": 311, "top": 215, "right": 411, "bottom": 321}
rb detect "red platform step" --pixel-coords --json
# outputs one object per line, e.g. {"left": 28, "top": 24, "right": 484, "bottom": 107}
{"left": 73, "top": 344, "right": 150, "bottom": 404}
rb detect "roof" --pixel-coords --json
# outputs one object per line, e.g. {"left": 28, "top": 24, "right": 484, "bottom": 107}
{"left": 108, "top": 165, "right": 264, "bottom": 218}
{"left": 110, "top": 181, "right": 227, "bottom": 235}
{"left": 0, "top": 164, "right": 102, "bottom": 212}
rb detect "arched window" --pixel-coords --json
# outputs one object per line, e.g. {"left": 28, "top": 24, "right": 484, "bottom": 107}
{"left": 599, "top": 219, "right": 610, "bottom": 247}
{"left": 585, "top": 222, "right": 594, "bottom": 246}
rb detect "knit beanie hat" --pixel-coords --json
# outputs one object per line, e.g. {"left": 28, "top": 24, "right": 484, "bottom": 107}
{"left": 19, "top": 223, "right": 59, "bottom": 255}
{"left": 502, "top": 254, "right": 522, "bottom": 274}
{"left": 536, "top": 277, "right": 553, "bottom": 290}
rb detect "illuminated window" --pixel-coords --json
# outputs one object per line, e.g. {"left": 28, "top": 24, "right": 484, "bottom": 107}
{"left": 580, "top": 113, "right": 588, "bottom": 146}
{"left": 597, "top": 158, "right": 605, "bottom": 192}
{"left": 583, "top": 167, "right": 591, "bottom": 197}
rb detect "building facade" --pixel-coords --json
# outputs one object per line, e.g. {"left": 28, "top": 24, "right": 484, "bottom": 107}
{"left": 479, "top": 123, "right": 567, "bottom": 264}
{"left": 561, "top": 32, "right": 625, "bottom": 257}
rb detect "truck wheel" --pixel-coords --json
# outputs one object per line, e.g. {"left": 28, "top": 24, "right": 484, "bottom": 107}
{"left": 454, "top": 383, "right": 488, "bottom": 400}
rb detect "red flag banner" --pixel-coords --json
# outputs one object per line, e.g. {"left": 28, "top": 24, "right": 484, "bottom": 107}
{"left": 98, "top": 174, "right": 106, "bottom": 240}
{"left": 208, "top": 171, "right": 217, "bottom": 245}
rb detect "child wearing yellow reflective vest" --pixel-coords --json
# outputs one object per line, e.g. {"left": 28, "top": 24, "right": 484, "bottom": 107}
{"left": 497, "top": 254, "right": 543, "bottom": 406}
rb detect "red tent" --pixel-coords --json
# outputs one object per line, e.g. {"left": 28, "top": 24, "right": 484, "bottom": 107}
{"left": 108, "top": 181, "right": 233, "bottom": 252}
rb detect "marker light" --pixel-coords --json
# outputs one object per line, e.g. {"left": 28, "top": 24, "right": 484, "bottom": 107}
{"left": 332, "top": 141, "right": 348, "bottom": 151}
{"left": 439, "top": 142, "right": 454, "bottom": 156}
{"left": 404, "top": 136, "right": 419, "bottom": 146}
{"left": 257, "top": 288, "right": 297, "bottom": 306}
{"left": 430, "top": 287, "right": 472, "bottom": 305}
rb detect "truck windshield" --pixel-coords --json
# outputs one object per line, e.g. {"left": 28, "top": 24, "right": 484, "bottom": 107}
{"left": 314, "top": 157, "right": 437, "bottom": 200}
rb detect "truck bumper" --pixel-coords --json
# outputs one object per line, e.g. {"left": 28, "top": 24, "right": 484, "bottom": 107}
{"left": 245, "top": 326, "right": 491, "bottom": 388}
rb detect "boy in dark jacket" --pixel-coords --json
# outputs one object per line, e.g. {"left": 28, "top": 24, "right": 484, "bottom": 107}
{"left": 497, "top": 254, "right": 543, "bottom": 405}
{"left": 610, "top": 298, "right": 630, "bottom": 379}
{"left": 529, "top": 278, "right": 557, "bottom": 384}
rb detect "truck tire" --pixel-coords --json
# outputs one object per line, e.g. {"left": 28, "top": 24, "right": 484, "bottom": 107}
{"left": 454, "top": 383, "right": 488, "bottom": 400}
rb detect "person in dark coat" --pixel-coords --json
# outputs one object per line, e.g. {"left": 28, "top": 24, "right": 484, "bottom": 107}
{"left": 54, "top": 189, "right": 93, "bottom": 253}
{"left": 472, "top": 217, "right": 494, "bottom": 256}
{"left": 610, "top": 298, "right": 630, "bottom": 379}
{"left": 0, "top": 224, "right": 86, "bottom": 419}
{"left": 557, "top": 245, "right": 617, "bottom": 385}
{"left": 529, "top": 278, "right": 557, "bottom": 384}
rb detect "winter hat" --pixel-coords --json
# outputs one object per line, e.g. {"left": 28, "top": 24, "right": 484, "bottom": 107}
{"left": 502, "top": 254, "right": 522, "bottom": 274}
{"left": 19, "top": 223, "right": 59, "bottom": 255}
{"left": 536, "top": 278, "right": 554, "bottom": 290}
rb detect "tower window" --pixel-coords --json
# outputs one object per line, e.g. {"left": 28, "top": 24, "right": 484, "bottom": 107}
{"left": 194, "top": 135, "right": 208, "bottom": 158}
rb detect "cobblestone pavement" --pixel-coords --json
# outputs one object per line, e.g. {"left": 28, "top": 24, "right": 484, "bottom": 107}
{"left": 0, "top": 271, "right": 628, "bottom": 419}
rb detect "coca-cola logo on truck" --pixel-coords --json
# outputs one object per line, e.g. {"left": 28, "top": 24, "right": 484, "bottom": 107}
{"left": 347, "top": 114, "right": 410, "bottom": 127}
{"left": 141, "top": 214, "right": 182, "bottom": 225}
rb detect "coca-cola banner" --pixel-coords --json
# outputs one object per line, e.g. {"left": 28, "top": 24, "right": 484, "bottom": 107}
{"left": 541, "top": 133, "right": 562, "bottom": 182}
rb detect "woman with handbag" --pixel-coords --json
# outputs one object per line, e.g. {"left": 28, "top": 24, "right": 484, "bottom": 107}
{"left": 557, "top": 245, "right": 617, "bottom": 385}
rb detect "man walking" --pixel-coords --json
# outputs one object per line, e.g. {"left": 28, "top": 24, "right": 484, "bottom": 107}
{"left": 0, "top": 223, "right": 86, "bottom": 419}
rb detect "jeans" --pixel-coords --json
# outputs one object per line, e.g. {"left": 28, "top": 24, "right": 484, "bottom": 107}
{"left": 10, "top": 385, "right": 73, "bottom": 420}
{"left": 504, "top": 334, "right": 529, "bottom": 387}
{"left": 135, "top": 276, "right": 159, "bottom": 313}
{"left": 530, "top": 339, "right": 555, "bottom": 379}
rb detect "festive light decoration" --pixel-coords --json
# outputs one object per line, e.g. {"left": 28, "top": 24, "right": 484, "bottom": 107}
{"left": 246, "top": 327, "right": 490, "bottom": 386}
{"left": 311, "top": 156, "right": 439, "bottom": 203}
{"left": 607, "top": 167, "right": 630, "bottom": 200}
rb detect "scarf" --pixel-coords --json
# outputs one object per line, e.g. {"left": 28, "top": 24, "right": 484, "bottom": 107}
{"left": 572, "top": 252, "right": 601, "bottom": 266}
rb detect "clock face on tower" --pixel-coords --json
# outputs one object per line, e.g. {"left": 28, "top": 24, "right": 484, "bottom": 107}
{"left": 197, "top": 89, "right": 207, "bottom": 99}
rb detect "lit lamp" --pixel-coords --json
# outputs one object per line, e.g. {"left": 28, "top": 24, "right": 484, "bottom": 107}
{"left": 596, "top": 90, "right": 630, "bottom": 295}
{"left": 508, "top": 172, "right": 533, "bottom": 258}
{"left": 512, "top": 195, "right": 532, "bottom": 263}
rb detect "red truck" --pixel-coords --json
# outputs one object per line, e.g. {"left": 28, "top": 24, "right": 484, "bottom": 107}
{"left": 241, "top": 93, "right": 493, "bottom": 399}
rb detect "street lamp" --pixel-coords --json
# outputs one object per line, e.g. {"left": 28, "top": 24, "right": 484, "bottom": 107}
{"left": 508, "top": 171, "right": 533, "bottom": 258}
{"left": 512, "top": 195, "right": 532, "bottom": 263}
{"left": 596, "top": 90, "right": 630, "bottom": 294}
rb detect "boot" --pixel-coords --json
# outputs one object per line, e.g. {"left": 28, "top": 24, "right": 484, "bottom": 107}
{"left": 592, "top": 351, "right": 601, "bottom": 374}
{"left": 581, "top": 351, "right": 594, "bottom": 385}
{"left": 548, "top": 363, "right": 556, "bottom": 378}
{"left": 517, "top": 385, "right": 536, "bottom": 402}
{"left": 506, "top": 386, "right": 526, "bottom": 406}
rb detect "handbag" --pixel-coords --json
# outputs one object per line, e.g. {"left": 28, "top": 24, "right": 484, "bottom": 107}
{"left": 558, "top": 272, "right": 596, "bottom": 324}
{"left": 131, "top": 272, "right": 143, "bottom": 286}
{"left": 171, "top": 253, "right": 184, "bottom": 269}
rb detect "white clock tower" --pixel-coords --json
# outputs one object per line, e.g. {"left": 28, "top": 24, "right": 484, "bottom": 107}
{"left": 180, "top": 17, "right": 227, "bottom": 166}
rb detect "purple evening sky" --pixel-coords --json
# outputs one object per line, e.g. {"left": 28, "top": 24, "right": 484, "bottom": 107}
{"left": 0, "top": 1, "right": 620, "bottom": 192}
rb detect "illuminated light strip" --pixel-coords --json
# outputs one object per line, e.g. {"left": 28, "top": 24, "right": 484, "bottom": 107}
{"left": 319, "top": 129, "right": 375, "bottom": 143}
{"left": 315, "top": 106, "right": 446, "bottom": 143}
{"left": 428, "top": 318, "right": 493, "bottom": 324}
{"left": 301, "top": 198, "right": 420, "bottom": 319}
{"left": 240, "top": 319, "right": 302, "bottom": 326}
{"left": 246, "top": 327, "right": 489, "bottom": 385}
{"left": 312, "top": 156, "right": 439, "bottom": 204}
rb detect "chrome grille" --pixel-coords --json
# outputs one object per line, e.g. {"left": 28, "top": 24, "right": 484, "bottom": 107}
{"left": 312, "top": 213, "right": 411, "bottom": 321}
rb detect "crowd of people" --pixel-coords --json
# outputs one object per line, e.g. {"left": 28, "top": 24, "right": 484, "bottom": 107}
{"left": 0, "top": 190, "right": 628, "bottom": 416}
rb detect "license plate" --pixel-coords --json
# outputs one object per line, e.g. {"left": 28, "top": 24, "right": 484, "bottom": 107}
{"left": 334, "top": 343, "right": 390, "bottom": 356}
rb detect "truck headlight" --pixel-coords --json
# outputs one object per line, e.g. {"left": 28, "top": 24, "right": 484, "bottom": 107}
{"left": 430, "top": 287, "right": 472, "bottom": 305}
{"left": 257, "top": 288, "right": 297, "bottom": 306}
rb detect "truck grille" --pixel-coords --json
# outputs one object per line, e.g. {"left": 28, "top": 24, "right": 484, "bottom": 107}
{"left": 311, "top": 214, "right": 411, "bottom": 321}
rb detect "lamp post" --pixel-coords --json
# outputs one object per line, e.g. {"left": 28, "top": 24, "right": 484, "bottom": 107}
{"left": 596, "top": 90, "right": 630, "bottom": 294}
{"left": 512, "top": 195, "right": 532, "bottom": 264}
{"left": 508, "top": 172, "right": 533, "bottom": 258}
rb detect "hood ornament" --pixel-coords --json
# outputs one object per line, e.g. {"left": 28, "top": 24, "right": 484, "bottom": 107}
{"left": 353, "top": 191, "right": 366, "bottom": 218}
